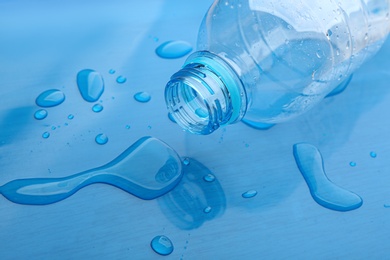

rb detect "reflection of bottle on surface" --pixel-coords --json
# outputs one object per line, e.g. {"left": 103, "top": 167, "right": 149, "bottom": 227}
{"left": 165, "top": 0, "right": 390, "bottom": 134}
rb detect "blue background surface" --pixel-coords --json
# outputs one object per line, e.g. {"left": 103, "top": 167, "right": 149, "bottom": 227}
{"left": 0, "top": 0, "right": 389, "bottom": 258}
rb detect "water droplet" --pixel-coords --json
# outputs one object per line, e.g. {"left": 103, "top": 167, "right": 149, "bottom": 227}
{"left": 370, "top": 151, "right": 377, "bottom": 158}
{"left": 34, "top": 109, "right": 48, "bottom": 120}
{"left": 311, "top": 70, "right": 316, "bottom": 80}
{"left": 364, "top": 33, "right": 368, "bottom": 41}
{"left": 203, "top": 206, "right": 212, "bottom": 213}
{"left": 384, "top": 204, "right": 390, "bottom": 208}
{"left": 242, "top": 190, "right": 257, "bottom": 198}
{"left": 134, "top": 92, "right": 151, "bottom": 103}
{"left": 116, "top": 76, "right": 127, "bottom": 84}
{"left": 183, "top": 158, "right": 190, "bottom": 166}
{"left": 92, "top": 104, "right": 103, "bottom": 113}
{"left": 326, "top": 29, "right": 332, "bottom": 39}
{"left": 95, "top": 133, "right": 108, "bottom": 145}
{"left": 125, "top": 125, "right": 131, "bottom": 129}
{"left": 77, "top": 69, "right": 104, "bottom": 102}
{"left": 293, "top": 143, "right": 362, "bottom": 211}
{"left": 68, "top": 114, "right": 74, "bottom": 120}
{"left": 346, "top": 41, "right": 350, "bottom": 50}
{"left": 36, "top": 89, "right": 65, "bottom": 107}
{"left": 155, "top": 40, "right": 193, "bottom": 59}
{"left": 150, "top": 235, "right": 174, "bottom": 256}
{"left": 42, "top": 132, "right": 50, "bottom": 139}
{"left": 349, "top": 161, "right": 356, "bottom": 167}
{"left": 336, "top": 49, "right": 340, "bottom": 56}
{"left": 168, "top": 113, "right": 176, "bottom": 123}
{"left": 203, "top": 173, "right": 215, "bottom": 182}
{"left": 51, "top": 126, "right": 56, "bottom": 130}
{"left": 316, "top": 50, "right": 323, "bottom": 59}
{"left": 287, "top": 24, "right": 293, "bottom": 30}
{"left": 109, "top": 69, "right": 115, "bottom": 74}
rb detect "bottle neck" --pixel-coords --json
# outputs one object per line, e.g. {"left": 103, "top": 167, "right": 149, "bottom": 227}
{"left": 165, "top": 51, "right": 247, "bottom": 135}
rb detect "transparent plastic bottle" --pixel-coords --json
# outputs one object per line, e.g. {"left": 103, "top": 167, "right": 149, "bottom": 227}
{"left": 165, "top": 0, "right": 390, "bottom": 134}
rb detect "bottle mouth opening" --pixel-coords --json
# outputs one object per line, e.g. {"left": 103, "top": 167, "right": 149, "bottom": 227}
{"left": 165, "top": 78, "right": 217, "bottom": 135}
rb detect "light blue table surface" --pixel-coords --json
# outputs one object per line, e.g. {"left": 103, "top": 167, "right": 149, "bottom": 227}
{"left": 1, "top": 0, "right": 390, "bottom": 259}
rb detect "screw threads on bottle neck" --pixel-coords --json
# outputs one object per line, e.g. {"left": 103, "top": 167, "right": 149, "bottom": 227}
{"left": 165, "top": 51, "right": 246, "bottom": 135}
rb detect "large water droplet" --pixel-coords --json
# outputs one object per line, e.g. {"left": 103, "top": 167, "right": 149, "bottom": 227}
{"left": 77, "top": 69, "right": 104, "bottom": 102}
{"left": 34, "top": 109, "right": 48, "bottom": 120}
{"left": 92, "top": 104, "right": 103, "bottom": 113}
{"left": 36, "top": 89, "right": 65, "bottom": 107}
{"left": 156, "top": 40, "right": 193, "bottom": 59}
{"left": 293, "top": 143, "right": 362, "bottom": 211}
{"left": 150, "top": 235, "right": 174, "bottom": 256}
{"left": 95, "top": 133, "right": 108, "bottom": 145}
{"left": 242, "top": 190, "right": 257, "bottom": 198}
{"left": 134, "top": 92, "right": 151, "bottom": 103}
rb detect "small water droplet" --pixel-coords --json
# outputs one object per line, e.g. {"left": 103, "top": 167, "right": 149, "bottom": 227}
{"left": 326, "top": 29, "right": 332, "bottom": 39}
{"left": 242, "top": 190, "right": 257, "bottom": 198}
{"left": 155, "top": 40, "right": 193, "bottom": 59}
{"left": 316, "top": 50, "right": 322, "bottom": 59}
{"left": 349, "top": 161, "right": 356, "bottom": 167}
{"left": 183, "top": 158, "right": 190, "bottom": 165}
{"left": 168, "top": 113, "right": 176, "bottom": 123}
{"left": 287, "top": 24, "right": 293, "bottom": 30}
{"left": 384, "top": 204, "right": 390, "bottom": 208}
{"left": 125, "top": 125, "right": 131, "bottom": 129}
{"left": 34, "top": 109, "right": 48, "bottom": 120}
{"left": 346, "top": 41, "right": 350, "bottom": 50}
{"left": 150, "top": 235, "right": 174, "bottom": 256}
{"left": 336, "top": 49, "right": 340, "bottom": 56}
{"left": 42, "top": 132, "right": 50, "bottom": 139}
{"left": 116, "top": 76, "right": 126, "bottom": 84}
{"left": 109, "top": 69, "right": 115, "bottom": 74}
{"left": 311, "top": 70, "right": 316, "bottom": 80}
{"left": 51, "top": 126, "right": 56, "bottom": 130}
{"left": 92, "top": 104, "right": 103, "bottom": 113}
{"left": 134, "top": 92, "right": 151, "bottom": 103}
{"left": 203, "top": 206, "right": 212, "bottom": 213}
{"left": 68, "top": 114, "right": 74, "bottom": 120}
{"left": 77, "top": 69, "right": 104, "bottom": 102}
{"left": 95, "top": 133, "right": 108, "bottom": 145}
{"left": 203, "top": 174, "right": 215, "bottom": 182}
{"left": 370, "top": 151, "right": 377, "bottom": 158}
{"left": 36, "top": 89, "right": 65, "bottom": 107}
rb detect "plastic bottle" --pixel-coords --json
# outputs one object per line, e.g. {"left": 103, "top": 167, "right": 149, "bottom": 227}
{"left": 165, "top": 0, "right": 390, "bottom": 134}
